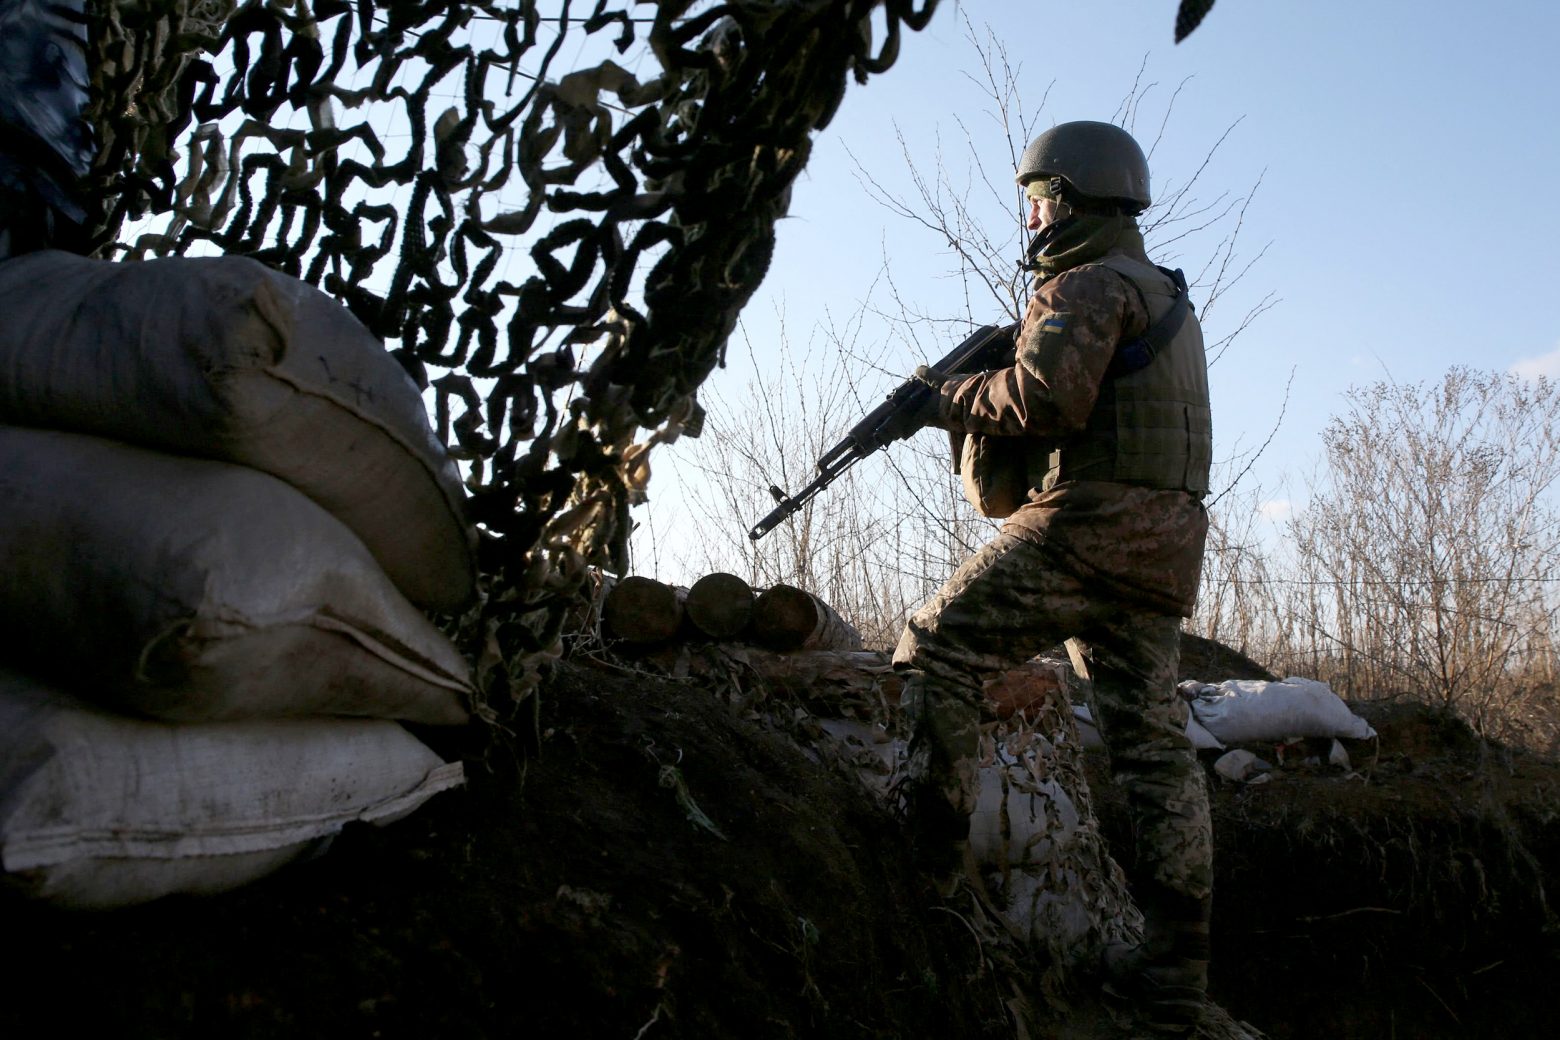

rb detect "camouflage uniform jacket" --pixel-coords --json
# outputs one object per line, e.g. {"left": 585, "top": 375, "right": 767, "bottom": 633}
{"left": 932, "top": 240, "right": 1208, "bottom": 617}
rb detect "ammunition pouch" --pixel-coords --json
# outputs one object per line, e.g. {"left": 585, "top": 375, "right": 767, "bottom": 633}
{"left": 951, "top": 432, "right": 1049, "bottom": 519}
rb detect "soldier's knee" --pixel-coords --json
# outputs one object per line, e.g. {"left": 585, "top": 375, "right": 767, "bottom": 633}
{"left": 894, "top": 609, "right": 972, "bottom": 675}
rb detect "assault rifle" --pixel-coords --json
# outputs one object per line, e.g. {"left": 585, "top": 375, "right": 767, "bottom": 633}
{"left": 748, "top": 321, "right": 1019, "bottom": 541}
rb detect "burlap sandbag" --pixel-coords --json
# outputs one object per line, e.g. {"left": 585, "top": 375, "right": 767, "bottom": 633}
{"left": 0, "top": 426, "right": 472, "bottom": 724}
{"left": 0, "top": 250, "right": 475, "bottom": 611}
{"left": 0, "top": 669, "right": 465, "bottom": 909}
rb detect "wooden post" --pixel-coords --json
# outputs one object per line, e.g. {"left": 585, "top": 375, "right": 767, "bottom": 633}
{"left": 563, "top": 569, "right": 617, "bottom": 637}
{"left": 602, "top": 576, "right": 684, "bottom": 645}
{"left": 751, "top": 584, "right": 862, "bottom": 652}
{"left": 684, "top": 572, "right": 756, "bottom": 640}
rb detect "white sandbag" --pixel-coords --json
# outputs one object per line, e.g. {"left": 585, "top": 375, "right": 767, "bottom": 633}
{"left": 969, "top": 749, "right": 1083, "bottom": 872}
{"left": 1188, "top": 676, "right": 1377, "bottom": 744}
{"left": 0, "top": 670, "right": 464, "bottom": 909}
{"left": 0, "top": 250, "right": 475, "bottom": 610}
{"left": 968, "top": 736, "right": 1132, "bottom": 962}
{"left": 1071, "top": 703, "right": 1224, "bottom": 751}
{"left": 818, "top": 716, "right": 1130, "bottom": 962}
{"left": 1186, "top": 714, "right": 1224, "bottom": 750}
{"left": 1212, "top": 748, "right": 1269, "bottom": 782}
{"left": 0, "top": 426, "right": 472, "bottom": 724}
{"left": 1071, "top": 705, "right": 1107, "bottom": 748}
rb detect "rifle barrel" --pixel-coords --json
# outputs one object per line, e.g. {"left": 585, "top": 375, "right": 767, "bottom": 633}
{"left": 748, "top": 438, "right": 868, "bottom": 540}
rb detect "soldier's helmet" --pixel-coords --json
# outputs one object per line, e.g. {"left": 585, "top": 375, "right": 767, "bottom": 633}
{"left": 1015, "top": 121, "right": 1150, "bottom": 214}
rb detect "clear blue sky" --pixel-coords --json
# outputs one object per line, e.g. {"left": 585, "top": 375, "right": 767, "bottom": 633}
{"left": 647, "top": 0, "right": 1560, "bottom": 550}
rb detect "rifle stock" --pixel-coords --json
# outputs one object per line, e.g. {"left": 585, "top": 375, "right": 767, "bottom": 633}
{"left": 748, "top": 321, "right": 1017, "bottom": 541}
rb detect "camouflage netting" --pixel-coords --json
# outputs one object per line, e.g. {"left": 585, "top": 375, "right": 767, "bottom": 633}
{"left": 79, "top": 0, "right": 938, "bottom": 707}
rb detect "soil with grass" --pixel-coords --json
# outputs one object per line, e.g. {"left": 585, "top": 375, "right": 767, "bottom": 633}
{"left": 3, "top": 639, "right": 1557, "bottom": 1038}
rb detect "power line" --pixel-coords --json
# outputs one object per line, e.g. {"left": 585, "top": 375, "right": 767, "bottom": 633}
{"left": 1211, "top": 575, "right": 1560, "bottom": 588}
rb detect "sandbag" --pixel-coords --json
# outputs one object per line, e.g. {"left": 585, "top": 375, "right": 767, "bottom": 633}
{"left": 0, "top": 250, "right": 475, "bottom": 610}
{"left": 1187, "top": 676, "right": 1377, "bottom": 743}
{"left": 967, "top": 739, "right": 1128, "bottom": 962}
{"left": 1071, "top": 703, "right": 1224, "bottom": 751}
{"left": 813, "top": 717, "right": 1124, "bottom": 959}
{"left": 0, "top": 670, "right": 464, "bottom": 909}
{"left": 0, "top": 426, "right": 472, "bottom": 724}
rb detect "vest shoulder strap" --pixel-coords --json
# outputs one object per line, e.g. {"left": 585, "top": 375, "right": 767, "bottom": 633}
{"left": 1110, "top": 265, "right": 1191, "bottom": 377}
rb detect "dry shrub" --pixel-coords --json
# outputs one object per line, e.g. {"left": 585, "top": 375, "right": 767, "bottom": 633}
{"left": 1191, "top": 369, "right": 1560, "bottom": 752}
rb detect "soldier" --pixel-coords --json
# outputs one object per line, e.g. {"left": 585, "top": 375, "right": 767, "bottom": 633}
{"left": 893, "top": 120, "right": 1214, "bottom": 1033}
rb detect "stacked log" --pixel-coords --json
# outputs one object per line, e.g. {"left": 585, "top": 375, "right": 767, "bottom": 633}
{"left": 589, "top": 569, "right": 1074, "bottom": 725}
{"left": 599, "top": 574, "right": 864, "bottom": 652}
{"left": 601, "top": 576, "right": 686, "bottom": 644}
{"left": 684, "top": 572, "right": 756, "bottom": 640}
{"left": 751, "top": 584, "right": 862, "bottom": 652}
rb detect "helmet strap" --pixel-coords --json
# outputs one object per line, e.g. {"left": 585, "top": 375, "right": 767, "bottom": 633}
{"left": 1047, "top": 176, "right": 1076, "bottom": 221}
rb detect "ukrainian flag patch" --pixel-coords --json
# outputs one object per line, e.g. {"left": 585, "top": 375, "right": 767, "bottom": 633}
{"left": 1038, "top": 315, "right": 1068, "bottom": 334}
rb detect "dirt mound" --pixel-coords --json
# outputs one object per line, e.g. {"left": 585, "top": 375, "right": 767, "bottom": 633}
{"left": 0, "top": 662, "right": 1016, "bottom": 1038}
{"left": 1089, "top": 697, "right": 1560, "bottom": 1038}
{"left": 3, "top": 664, "right": 1557, "bottom": 1038}
{"left": 1177, "top": 633, "right": 1277, "bottom": 683}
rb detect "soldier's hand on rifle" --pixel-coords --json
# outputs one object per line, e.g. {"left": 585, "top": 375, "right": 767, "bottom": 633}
{"left": 878, "top": 364, "right": 950, "bottom": 443}
{"left": 913, "top": 364, "right": 951, "bottom": 388}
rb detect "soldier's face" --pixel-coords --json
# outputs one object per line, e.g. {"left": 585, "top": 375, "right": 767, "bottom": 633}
{"left": 1027, "top": 196, "right": 1062, "bottom": 232}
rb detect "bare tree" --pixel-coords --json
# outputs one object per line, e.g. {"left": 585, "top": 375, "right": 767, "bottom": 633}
{"left": 1284, "top": 370, "right": 1560, "bottom": 741}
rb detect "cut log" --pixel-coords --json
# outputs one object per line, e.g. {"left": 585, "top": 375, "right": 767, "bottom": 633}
{"left": 751, "top": 584, "right": 863, "bottom": 652}
{"left": 602, "top": 576, "right": 684, "bottom": 645}
{"left": 684, "top": 572, "right": 756, "bottom": 640}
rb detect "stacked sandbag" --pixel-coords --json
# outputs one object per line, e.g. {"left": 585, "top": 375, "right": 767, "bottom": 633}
{"left": 0, "top": 253, "right": 478, "bottom": 905}
{"left": 0, "top": 427, "right": 471, "bottom": 724}
{"left": 0, "top": 250, "right": 476, "bottom": 610}
{"left": 1181, "top": 677, "right": 1378, "bottom": 783}
{"left": 0, "top": 669, "right": 463, "bottom": 908}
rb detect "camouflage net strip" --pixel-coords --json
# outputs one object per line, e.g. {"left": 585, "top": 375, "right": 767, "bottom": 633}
{"left": 82, "top": 0, "right": 938, "bottom": 705}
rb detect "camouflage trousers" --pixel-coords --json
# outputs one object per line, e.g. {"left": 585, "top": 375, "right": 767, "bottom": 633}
{"left": 893, "top": 533, "right": 1213, "bottom": 900}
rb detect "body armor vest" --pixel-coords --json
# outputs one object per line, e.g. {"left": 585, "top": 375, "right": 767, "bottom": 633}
{"left": 1039, "top": 254, "right": 1212, "bottom": 494}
